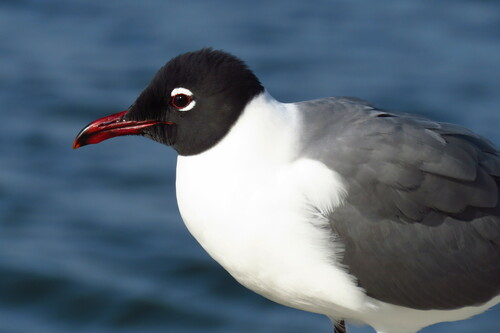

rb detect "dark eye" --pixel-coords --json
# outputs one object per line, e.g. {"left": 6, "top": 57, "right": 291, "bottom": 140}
{"left": 172, "top": 94, "right": 192, "bottom": 109}
{"left": 170, "top": 87, "right": 196, "bottom": 111}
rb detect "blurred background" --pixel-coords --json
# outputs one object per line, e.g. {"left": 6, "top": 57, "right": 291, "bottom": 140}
{"left": 0, "top": 0, "right": 499, "bottom": 332}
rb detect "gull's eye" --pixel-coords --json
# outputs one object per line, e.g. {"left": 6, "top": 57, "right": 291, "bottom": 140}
{"left": 170, "top": 87, "right": 196, "bottom": 111}
{"left": 172, "top": 94, "right": 191, "bottom": 109}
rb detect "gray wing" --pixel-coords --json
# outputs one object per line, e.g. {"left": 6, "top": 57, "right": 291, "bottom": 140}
{"left": 297, "top": 97, "right": 500, "bottom": 310}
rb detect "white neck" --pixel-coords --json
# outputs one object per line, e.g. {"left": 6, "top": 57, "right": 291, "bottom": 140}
{"left": 176, "top": 91, "right": 300, "bottom": 255}
{"left": 200, "top": 91, "right": 299, "bottom": 165}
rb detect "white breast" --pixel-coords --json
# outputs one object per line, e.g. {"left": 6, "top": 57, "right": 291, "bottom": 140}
{"left": 175, "top": 92, "right": 365, "bottom": 315}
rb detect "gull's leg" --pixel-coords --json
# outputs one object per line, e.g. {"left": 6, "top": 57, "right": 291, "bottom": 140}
{"left": 333, "top": 319, "right": 347, "bottom": 333}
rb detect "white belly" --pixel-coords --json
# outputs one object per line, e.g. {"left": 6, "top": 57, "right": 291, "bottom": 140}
{"left": 176, "top": 155, "right": 364, "bottom": 315}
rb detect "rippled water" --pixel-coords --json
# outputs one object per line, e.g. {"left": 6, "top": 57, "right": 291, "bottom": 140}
{"left": 0, "top": 1, "right": 499, "bottom": 332}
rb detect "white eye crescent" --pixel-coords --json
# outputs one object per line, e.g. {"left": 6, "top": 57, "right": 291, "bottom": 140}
{"left": 170, "top": 87, "right": 196, "bottom": 111}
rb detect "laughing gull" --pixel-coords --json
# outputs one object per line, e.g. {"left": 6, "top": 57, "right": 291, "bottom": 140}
{"left": 74, "top": 49, "right": 500, "bottom": 333}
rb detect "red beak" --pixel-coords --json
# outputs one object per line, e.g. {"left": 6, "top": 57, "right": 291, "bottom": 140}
{"left": 73, "top": 110, "right": 173, "bottom": 149}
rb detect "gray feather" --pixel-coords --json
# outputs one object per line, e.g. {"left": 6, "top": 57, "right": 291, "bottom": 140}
{"left": 297, "top": 98, "right": 500, "bottom": 310}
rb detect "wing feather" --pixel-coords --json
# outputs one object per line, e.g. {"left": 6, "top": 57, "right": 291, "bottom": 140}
{"left": 297, "top": 98, "right": 500, "bottom": 309}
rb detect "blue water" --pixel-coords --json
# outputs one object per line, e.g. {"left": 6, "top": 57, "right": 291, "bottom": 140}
{"left": 1, "top": 0, "right": 499, "bottom": 332}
